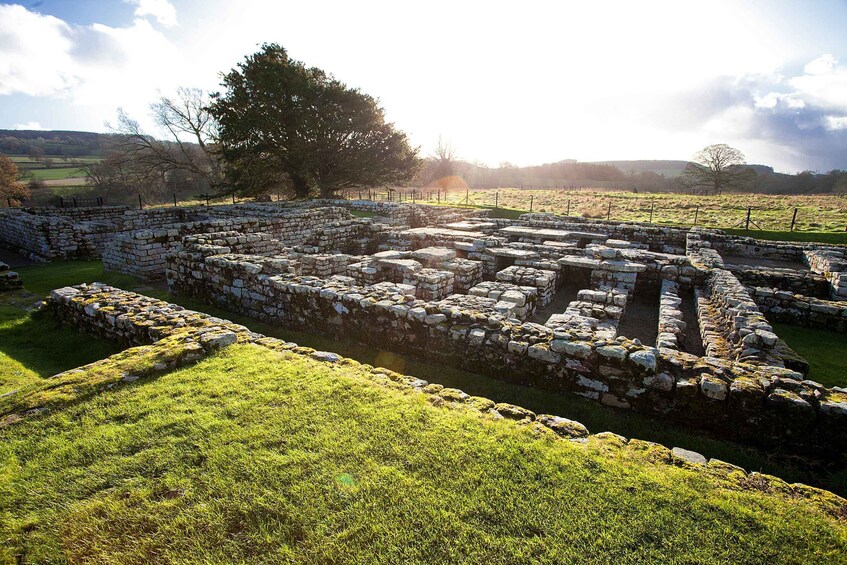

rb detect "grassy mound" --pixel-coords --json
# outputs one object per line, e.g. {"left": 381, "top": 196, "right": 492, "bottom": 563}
{"left": 2, "top": 344, "right": 844, "bottom": 563}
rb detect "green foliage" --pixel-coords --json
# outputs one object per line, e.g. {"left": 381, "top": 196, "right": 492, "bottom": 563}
{"left": 1, "top": 344, "right": 845, "bottom": 563}
{"left": 0, "top": 153, "right": 30, "bottom": 204}
{"left": 210, "top": 43, "right": 420, "bottom": 198}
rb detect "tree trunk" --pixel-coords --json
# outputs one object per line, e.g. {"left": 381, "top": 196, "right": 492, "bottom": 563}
{"left": 291, "top": 175, "right": 310, "bottom": 198}
{"left": 319, "top": 185, "right": 338, "bottom": 199}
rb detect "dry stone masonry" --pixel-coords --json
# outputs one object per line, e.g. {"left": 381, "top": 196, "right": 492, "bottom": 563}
{"left": 0, "top": 261, "right": 21, "bottom": 292}
{"left": 4, "top": 200, "right": 847, "bottom": 457}
{"left": 32, "top": 282, "right": 847, "bottom": 512}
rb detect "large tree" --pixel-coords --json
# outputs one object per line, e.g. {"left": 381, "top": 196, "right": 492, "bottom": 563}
{"left": 680, "top": 144, "right": 756, "bottom": 194}
{"left": 0, "top": 154, "right": 30, "bottom": 205}
{"left": 210, "top": 43, "right": 420, "bottom": 198}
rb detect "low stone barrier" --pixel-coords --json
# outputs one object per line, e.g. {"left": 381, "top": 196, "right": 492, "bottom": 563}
{"left": 805, "top": 249, "right": 847, "bottom": 300}
{"left": 750, "top": 287, "right": 847, "bottom": 333}
{"left": 728, "top": 264, "right": 830, "bottom": 298}
{"left": 40, "top": 282, "right": 847, "bottom": 509}
{"left": 0, "top": 261, "right": 22, "bottom": 291}
{"left": 102, "top": 209, "right": 374, "bottom": 280}
{"left": 657, "top": 280, "right": 686, "bottom": 350}
{"left": 164, "top": 247, "right": 847, "bottom": 456}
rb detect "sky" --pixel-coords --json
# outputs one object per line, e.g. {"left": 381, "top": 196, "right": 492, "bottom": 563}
{"left": 1, "top": 1, "right": 846, "bottom": 173}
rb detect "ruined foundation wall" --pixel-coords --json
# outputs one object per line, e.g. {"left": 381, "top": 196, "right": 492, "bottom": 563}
{"left": 750, "top": 287, "right": 847, "bottom": 333}
{"left": 102, "top": 208, "right": 374, "bottom": 280}
{"left": 163, "top": 248, "right": 847, "bottom": 455}
{"left": 0, "top": 261, "right": 22, "bottom": 291}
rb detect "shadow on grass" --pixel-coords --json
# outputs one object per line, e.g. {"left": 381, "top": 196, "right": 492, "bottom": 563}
{"left": 0, "top": 306, "right": 121, "bottom": 382}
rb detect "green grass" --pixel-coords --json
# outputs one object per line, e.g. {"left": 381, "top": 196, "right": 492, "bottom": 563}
{"left": 433, "top": 189, "right": 847, "bottom": 232}
{"left": 9, "top": 260, "right": 847, "bottom": 496}
{"left": 0, "top": 302, "right": 121, "bottom": 395}
{"left": 1, "top": 343, "right": 845, "bottom": 563}
{"left": 29, "top": 167, "right": 86, "bottom": 180}
{"left": 723, "top": 229, "right": 847, "bottom": 245}
{"left": 772, "top": 323, "right": 847, "bottom": 388}
{"left": 15, "top": 261, "right": 147, "bottom": 298}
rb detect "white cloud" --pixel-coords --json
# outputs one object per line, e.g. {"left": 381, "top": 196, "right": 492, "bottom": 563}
{"left": 126, "top": 0, "right": 178, "bottom": 28}
{"left": 826, "top": 116, "right": 847, "bottom": 130}
{"left": 789, "top": 58, "right": 847, "bottom": 116}
{"left": 804, "top": 53, "right": 837, "bottom": 75}
{"left": 0, "top": 5, "right": 78, "bottom": 96}
{"left": 13, "top": 121, "right": 45, "bottom": 130}
{"left": 0, "top": 4, "right": 185, "bottom": 133}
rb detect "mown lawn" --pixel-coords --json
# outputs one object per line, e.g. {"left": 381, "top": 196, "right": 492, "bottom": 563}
{"left": 772, "top": 323, "right": 847, "bottom": 388}
{"left": 9, "top": 260, "right": 847, "bottom": 496}
{"left": 1, "top": 343, "right": 845, "bottom": 563}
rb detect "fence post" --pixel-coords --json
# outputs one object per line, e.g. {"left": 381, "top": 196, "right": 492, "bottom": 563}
{"left": 694, "top": 206, "right": 699, "bottom": 226}
{"left": 138, "top": 194, "right": 142, "bottom": 210}
{"left": 495, "top": 191, "right": 499, "bottom": 209}
{"left": 60, "top": 196, "right": 64, "bottom": 208}
{"left": 566, "top": 199, "right": 570, "bottom": 216}
{"left": 607, "top": 200, "right": 611, "bottom": 221}
{"left": 6, "top": 198, "right": 10, "bottom": 208}
{"left": 437, "top": 190, "right": 440, "bottom": 204}
{"left": 73, "top": 196, "right": 77, "bottom": 208}
{"left": 649, "top": 201, "right": 654, "bottom": 223}
{"left": 530, "top": 195, "right": 533, "bottom": 212}
{"left": 173, "top": 193, "right": 177, "bottom": 207}
{"left": 790, "top": 208, "right": 798, "bottom": 231}
{"left": 232, "top": 194, "right": 236, "bottom": 205}
{"left": 745, "top": 207, "right": 751, "bottom": 230}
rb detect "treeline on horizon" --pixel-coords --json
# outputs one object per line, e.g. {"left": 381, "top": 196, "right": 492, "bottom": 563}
{"left": 2, "top": 129, "right": 846, "bottom": 196}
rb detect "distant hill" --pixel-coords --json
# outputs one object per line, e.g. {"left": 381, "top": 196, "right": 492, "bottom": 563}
{"left": 0, "top": 129, "right": 107, "bottom": 158}
{"left": 594, "top": 160, "right": 689, "bottom": 177}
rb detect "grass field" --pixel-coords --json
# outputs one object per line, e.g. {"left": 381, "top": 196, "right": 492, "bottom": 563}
{"left": 10, "top": 260, "right": 847, "bottom": 496}
{"left": 2, "top": 342, "right": 845, "bottom": 563}
{"left": 424, "top": 189, "right": 847, "bottom": 233}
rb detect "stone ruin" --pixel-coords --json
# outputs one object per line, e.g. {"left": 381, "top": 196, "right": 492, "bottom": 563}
{"left": 2, "top": 200, "right": 847, "bottom": 457}
{"left": 0, "top": 260, "right": 22, "bottom": 292}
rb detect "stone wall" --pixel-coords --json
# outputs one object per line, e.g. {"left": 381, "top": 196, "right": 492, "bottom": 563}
{"left": 750, "top": 287, "right": 847, "bottom": 333}
{"left": 102, "top": 208, "right": 373, "bottom": 280}
{"left": 805, "top": 249, "right": 847, "bottom": 300}
{"left": 699, "top": 269, "right": 783, "bottom": 366}
{"left": 0, "top": 261, "right": 22, "bottom": 291}
{"left": 0, "top": 209, "right": 77, "bottom": 260}
{"left": 312, "top": 199, "right": 489, "bottom": 227}
{"left": 728, "top": 264, "right": 830, "bottom": 298}
{"left": 499, "top": 213, "right": 690, "bottom": 254}
{"left": 164, "top": 247, "right": 847, "bottom": 455}
{"left": 44, "top": 282, "right": 847, "bottom": 508}
{"left": 657, "top": 280, "right": 686, "bottom": 350}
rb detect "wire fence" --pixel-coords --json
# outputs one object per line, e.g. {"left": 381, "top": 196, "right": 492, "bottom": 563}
{"left": 7, "top": 186, "right": 847, "bottom": 233}
{"left": 338, "top": 188, "right": 847, "bottom": 233}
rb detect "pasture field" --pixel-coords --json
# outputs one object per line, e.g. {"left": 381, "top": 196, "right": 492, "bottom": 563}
{"left": 434, "top": 189, "right": 847, "bottom": 233}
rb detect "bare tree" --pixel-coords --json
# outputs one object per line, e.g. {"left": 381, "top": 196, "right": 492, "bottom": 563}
{"left": 107, "top": 87, "right": 223, "bottom": 193}
{"left": 680, "top": 144, "right": 756, "bottom": 194}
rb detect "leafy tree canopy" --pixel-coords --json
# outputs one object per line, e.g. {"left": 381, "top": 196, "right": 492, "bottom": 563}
{"left": 210, "top": 43, "right": 420, "bottom": 198}
{"left": 0, "top": 153, "right": 30, "bottom": 205}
